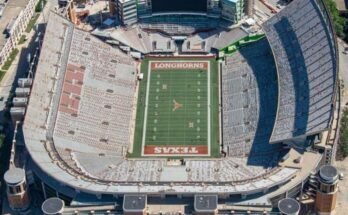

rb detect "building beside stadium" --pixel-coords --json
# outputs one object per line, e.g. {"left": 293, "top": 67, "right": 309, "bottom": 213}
{"left": 114, "top": 0, "right": 137, "bottom": 25}
{"left": 2, "top": 0, "right": 342, "bottom": 214}
{"left": 113, "top": 0, "right": 246, "bottom": 26}
{"left": 221, "top": 0, "right": 244, "bottom": 22}
{"left": 0, "top": 0, "right": 39, "bottom": 66}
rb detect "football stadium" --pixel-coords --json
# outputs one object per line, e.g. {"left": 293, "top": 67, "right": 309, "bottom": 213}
{"left": 4, "top": 0, "right": 342, "bottom": 213}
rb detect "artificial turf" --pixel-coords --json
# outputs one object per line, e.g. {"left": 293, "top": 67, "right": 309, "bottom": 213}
{"left": 129, "top": 58, "right": 220, "bottom": 158}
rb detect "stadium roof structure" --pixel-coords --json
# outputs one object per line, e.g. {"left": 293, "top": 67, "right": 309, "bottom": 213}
{"left": 263, "top": 0, "right": 338, "bottom": 143}
{"left": 23, "top": 0, "right": 338, "bottom": 200}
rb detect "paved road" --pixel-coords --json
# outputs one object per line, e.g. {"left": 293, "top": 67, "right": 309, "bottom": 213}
{"left": 0, "top": 0, "right": 52, "bottom": 124}
{"left": 336, "top": 159, "right": 348, "bottom": 214}
{"left": 335, "top": 38, "right": 348, "bottom": 215}
{"left": 338, "top": 39, "right": 348, "bottom": 106}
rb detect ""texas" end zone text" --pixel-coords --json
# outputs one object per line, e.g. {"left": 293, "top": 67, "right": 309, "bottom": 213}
{"left": 144, "top": 146, "right": 208, "bottom": 155}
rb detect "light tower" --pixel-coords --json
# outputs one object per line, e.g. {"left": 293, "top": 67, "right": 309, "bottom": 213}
{"left": 315, "top": 165, "right": 339, "bottom": 214}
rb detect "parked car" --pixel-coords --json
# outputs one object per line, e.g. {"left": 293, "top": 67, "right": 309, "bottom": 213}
{"left": 76, "top": 4, "right": 85, "bottom": 9}
{"left": 344, "top": 47, "right": 348, "bottom": 55}
{"left": 339, "top": 172, "right": 344, "bottom": 180}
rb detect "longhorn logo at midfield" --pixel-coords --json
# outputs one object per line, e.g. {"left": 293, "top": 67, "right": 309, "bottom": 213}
{"left": 172, "top": 99, "right": 183, "bottom": 112}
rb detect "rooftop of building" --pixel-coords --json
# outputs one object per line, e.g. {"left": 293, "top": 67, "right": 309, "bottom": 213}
{"left": 0, "top": 0, "right": 31, "bottom": 50}
{"left": 319, "top": 165, "right": 339, "bottom": 183}
{"left": 41, "top": 198, "right": 65, "bottom": 215}
{"left": 223, "top": 0, "right": 241, "bottom": 3}
{"left": 4, "top": 167, "right": 25, "bottom": 185}
{"left": 194, "top": 195, "right": 218, "bottom": 212}
{"left": 278, "top": 198, "right": 300, "bottom": 214}
{"left": 123, "top": 195, "right": 147, "bottom": 212}
{"left": 335, "top": 0, "right": 348, "bottom": 11}
{"left": 118, "top": 0, "right": 136, "bottom": 4}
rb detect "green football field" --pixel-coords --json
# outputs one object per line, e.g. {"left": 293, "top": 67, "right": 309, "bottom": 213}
{"left": 130, "top": 58, "right": 220, "bottom": 158}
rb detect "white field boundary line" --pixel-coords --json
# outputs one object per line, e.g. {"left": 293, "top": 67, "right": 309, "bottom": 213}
{"left": 141, "top": 61, "right": 152, "bottom": 156}
{"left": 208, "top": 61, "right": 211, "bottom": 156}
{"left": 128, "top": 62, "right": 142, "bottom": 154}
{"left": 141, "top": 60, "right": 211, "bottom": 157}
{"left": 218, "top": 61, "right": 222, "bottom": 153}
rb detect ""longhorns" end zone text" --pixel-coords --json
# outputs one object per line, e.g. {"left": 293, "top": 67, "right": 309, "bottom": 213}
{"left": 151, "top": 62, "right": 208, "bottom": 70}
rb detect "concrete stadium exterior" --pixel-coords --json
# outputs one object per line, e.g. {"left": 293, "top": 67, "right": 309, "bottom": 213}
{"left": 20, "top": 0, "right": 340, "bottom": 213}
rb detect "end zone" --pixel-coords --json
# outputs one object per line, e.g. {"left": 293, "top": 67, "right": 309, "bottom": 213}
{"left": 144, "top": 146, "right": 208, "bottom": 155}
{"left": 151, "top": 62, "right": 209, "bottom": 70}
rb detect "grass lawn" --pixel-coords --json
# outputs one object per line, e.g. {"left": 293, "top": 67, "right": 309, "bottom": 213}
{"left": 1, "top": 48, "right": 19, "bottom": 71}
{"left": 129, "top": 58, "right": 220, "bottom": 158}
{"left": 25, "top": 13, "right": 40, "bottom": 33}
{"left": 35, "top": 0, "right": 47, "bottom": 12}
{"left": 0, "top": 71, "right": 6, "bottom": 81}
{"left": 18, "top": 35, "right": 27, "bottom": 45}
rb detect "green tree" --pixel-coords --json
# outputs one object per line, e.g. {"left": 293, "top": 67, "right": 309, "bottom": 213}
{"left": 324, "top": 0, "right": 347, "bottom": 40}
{"left": 340, "top": 108, "right": 348, "bottom": 157}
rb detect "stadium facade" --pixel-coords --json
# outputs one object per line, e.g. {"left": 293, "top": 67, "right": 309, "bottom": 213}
{"left": 6, "top": 0, "right": 341, "bottom": 213}
{"left": 113, "top": 0, "right": 245, "bottom": 25}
